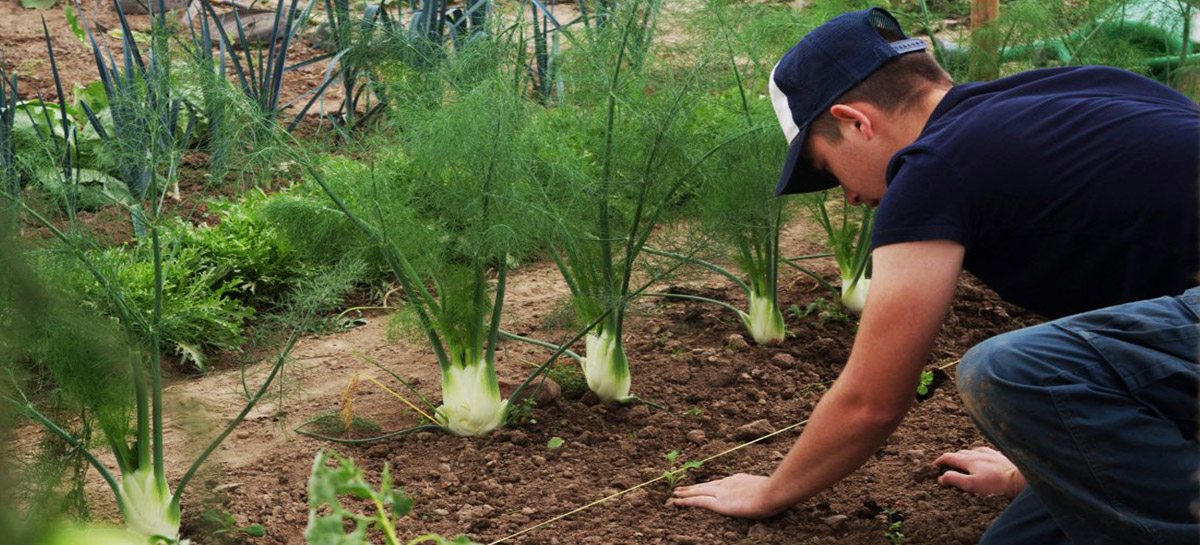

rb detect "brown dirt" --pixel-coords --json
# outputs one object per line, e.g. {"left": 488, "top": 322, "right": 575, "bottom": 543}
{"left": 1, "top": 0, "right": 342, "bottom": 108}
{"left": 31, "top": 218, "right": 1035, "bottom": 545}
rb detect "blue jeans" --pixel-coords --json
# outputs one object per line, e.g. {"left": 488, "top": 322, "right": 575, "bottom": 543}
{"left": 957, "top": 287, "right": 1200, "bottom": 545}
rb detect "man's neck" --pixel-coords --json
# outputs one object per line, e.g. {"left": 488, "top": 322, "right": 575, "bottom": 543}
{"left": 895, "top": 87, "right": 951, "bottom": 146}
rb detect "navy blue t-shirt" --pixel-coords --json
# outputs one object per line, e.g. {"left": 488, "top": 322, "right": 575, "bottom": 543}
{"left": 872, "top": 66, "right": 1199, "bottom": 318}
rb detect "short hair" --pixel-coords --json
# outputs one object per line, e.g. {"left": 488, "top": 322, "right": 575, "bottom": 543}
{"left": 807, "top": 42, "right": 953, "bottom": 144}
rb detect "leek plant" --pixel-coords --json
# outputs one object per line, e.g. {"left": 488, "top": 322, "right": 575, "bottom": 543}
{"left": 0, "top": 58, "right": 16, "bottom": 233}
{"left": 182, "top": 4, "right": 238, "bottom": 184}
{"left": 75, "top": 0, "right": 194, "bottom": 235}
{"left": 197, "top": 0, "right": 329, "bottom": 131}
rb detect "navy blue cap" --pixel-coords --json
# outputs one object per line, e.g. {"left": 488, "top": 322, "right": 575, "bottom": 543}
{"left": 770, "top": 8, "right": 927, "bottom": 196}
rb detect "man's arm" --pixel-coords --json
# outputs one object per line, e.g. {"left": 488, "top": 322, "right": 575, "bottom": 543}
{"left": 672, "top": 239, "right": 964, "bottom": 517}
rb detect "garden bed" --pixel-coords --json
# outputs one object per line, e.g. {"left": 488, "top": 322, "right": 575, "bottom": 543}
{"left": 150, "top": 234, "right": 1037, "bottom": 545}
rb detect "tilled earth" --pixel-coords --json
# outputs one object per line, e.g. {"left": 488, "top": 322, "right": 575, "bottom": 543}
{"left": 183, "top": 270, "right": 1036, "bottom": 545}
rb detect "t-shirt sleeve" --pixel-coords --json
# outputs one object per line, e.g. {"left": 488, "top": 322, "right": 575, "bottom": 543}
{"left": 871, "top": 148, "right": 973, "bottom": 250}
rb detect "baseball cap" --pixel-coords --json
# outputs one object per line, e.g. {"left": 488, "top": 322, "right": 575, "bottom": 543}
{"left": 770, "top": 8, "right": 927, "bottom": 196}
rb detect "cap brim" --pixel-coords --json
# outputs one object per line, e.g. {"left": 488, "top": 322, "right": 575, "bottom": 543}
{"left": 774, "top": 126, "right": 840, "bottom": 196}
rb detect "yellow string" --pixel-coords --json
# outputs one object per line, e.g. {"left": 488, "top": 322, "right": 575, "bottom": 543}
{"left": 488, "top": 360, "right": 962, "bottom": 543}
{"left": 937, "top": 358, "right": 962, "bottom": 370}
{"left": 486, "top": 418, "right": 810, "bottom": 545}
{"left": 360, "top": 374, "right": 438, "bottom": 425}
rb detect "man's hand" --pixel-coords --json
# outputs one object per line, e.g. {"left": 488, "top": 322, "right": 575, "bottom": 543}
{"left": 671, "top": 474, "right": 785, "bottom": 519}
{"left": 933, "top": 446, "right": 1027, "bottom": 499}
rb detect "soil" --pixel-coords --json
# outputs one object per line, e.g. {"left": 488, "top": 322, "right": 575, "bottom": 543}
{"left": 41, "top": 214, "right": 1037, "bottom": 545}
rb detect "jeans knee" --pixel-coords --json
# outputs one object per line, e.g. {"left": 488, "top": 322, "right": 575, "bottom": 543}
{"left": 957, "top": 327, "right": 1042, "bottom": 420}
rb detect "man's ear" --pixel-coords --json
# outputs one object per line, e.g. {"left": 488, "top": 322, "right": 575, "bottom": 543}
{"left": 828, "top": 104, "right": 874, "bottom": 140}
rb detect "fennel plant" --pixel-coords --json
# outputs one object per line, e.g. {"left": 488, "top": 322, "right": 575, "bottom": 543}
{"left": 805, "top": 191, "right": 875, "bottom": 314}
{"left": 529, "top": 0, "right": 738, "bottom": 402}
{"left": 642, "top": 1, "right": 794, "bottom": 344}
{"left": 303, "top": 36, "right": 545, "bottom": 437}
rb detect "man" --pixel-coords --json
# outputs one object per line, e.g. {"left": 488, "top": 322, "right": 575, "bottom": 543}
{"left": 672, "top": 8, "right": 1200, "bottom": 545}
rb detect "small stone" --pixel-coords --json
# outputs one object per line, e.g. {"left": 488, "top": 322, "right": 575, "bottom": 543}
{"left": 438, "top": 463, "right": 452, "bottom": 474}
{"left": 733, "top": 419, "right": 776, "bottom": 441}
{"left": 509, "top": 430, "right": 529, "bottom": 446}
{"left": 707, "top": 355, "right": 722, "bottom": 363}
{"left": 213, "top": 483, "right": 243, "bottom": 493}
{"left": 367, "top": 444, "right": 389, "bottom": 458}
{"left": 707, "top": 369, "right": 737, "bottom": 388}
{"left": 725, "top": 334, "right": 749, "bottom": 350}
{"left": 625, "top": 488, "right": 649, "bottom": 504}
{"left": 771, "top": 352, "right": 797, "bottom": 369}
{"left": 500, "top": 377, "right": 561, "bottom": 407}
{"left": 667, "top": 367, "right": 692, "bottom": 384}
{"left": 747, "top": 523, "right": 772, "bottom": 540}
{"left": 906, "top": 449, "right": 926, "bottom": 462}
{"left": 912, "top": 464, "right": 941, "bottom": 483}
{"left": 823, "top": 515, "right": 849, "bottom": 529}
{"left": 629, "top": 404, "right": 652, "bottom": 418}
{"left": 236, "top": 430, "right": 251, "bottom": 439}
{"left": 686, "top": 429, "right": 706, "bottom": 444}
{"left": 669, "top": 535, "right": 702, "bottom": 545}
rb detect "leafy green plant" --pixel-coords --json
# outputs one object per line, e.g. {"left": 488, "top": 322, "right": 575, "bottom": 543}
{"left": 882, "top": 507, "right": 906, "bottom": 545}
{"left": 0, "top": 213, "right": 310, "bottom": 542}
{"left": 916, "top": 370, "right": 935, "bottom": 397}
{"left": 305, "top": 451, "right": 479, "bottom": 545}
{"left": 641, "top": 0, "right": 807, "bottom": 345}
{"left": 802, "top": 191, "right": 875, "bottom": 314}
{"left": 547, "top": 436, "right": 565, "bottom": 449}
{"left": 302, "top": 54, "right": 550, "bottom": 436}
{"left": 528, "top": 0, "right": 728, "bottom": 403}
{"left": 662, "top": 450, "right": 703, "bottom": 488}
{"left": 201, "top": 509, "right": 265, "bottom": 538}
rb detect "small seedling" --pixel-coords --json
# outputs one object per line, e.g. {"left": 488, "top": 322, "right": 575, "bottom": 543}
{"left": 794, "top": 298, "right": 853, "bottom": 324}
{"left": 507, "top": 396, "right": 537, "bottom": 427}
{"left": 306, "top": 451, "right": 478, "bottom": 545}
{"left": 916, "top": 370, "right": 935, "bottom": 397}
{"left": 547, "top": 437, "right": 565, "bottom": 449}
{"left": 681, "top": 407, "right": 703, "bottom": 416}
{"left": 882, "top": 508, "right": 906, "bottom": 545}
{"left": 202, "top": 509, "right": 266, "bottom": 538}
{"left": 662, "top": 450, "right": 703, "bottom": 488}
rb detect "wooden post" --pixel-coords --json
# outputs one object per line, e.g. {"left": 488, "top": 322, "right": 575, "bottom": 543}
{"left": 970, "top": 0, "right": 999, "bottom": 29}
{"left": 968, "top": 0, "right": 1001, "bottom": 80}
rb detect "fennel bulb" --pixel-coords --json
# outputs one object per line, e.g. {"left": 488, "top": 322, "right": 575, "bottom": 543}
{"left": 583, "top": 330, "right": 632, "bottom": 402}
{"left": 42, "top": 526, "right": 152, "bottom": 545}
{"left": 435, "top": 360, "right": 509, "bottom": 436}
{"left": 740, "top": 291, "right": 786, "bottom": 344}
{"left": 841, "top": 275, "right": 870, "bottom": 315}
{"left": 119, "top": 468, "right": 180, "bottom": 542}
